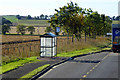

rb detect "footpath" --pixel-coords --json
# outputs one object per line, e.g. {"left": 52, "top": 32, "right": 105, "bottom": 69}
{"left": 2, "top": 57, "right": 69, "bottom": 79}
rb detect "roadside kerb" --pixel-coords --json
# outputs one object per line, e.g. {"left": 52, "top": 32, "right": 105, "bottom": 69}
{"left": 31, "top": 49, "right": 111, "bottom": 80}
{"left": 31, "top": 58, "right": 69, "bottom": 80}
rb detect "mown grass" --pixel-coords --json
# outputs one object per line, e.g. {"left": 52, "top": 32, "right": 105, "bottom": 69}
{"left": 1, "top": 56, "right": 41, "bottom": 74}
{"left": 19, "top": 64, "right": 50, "bottom": 79}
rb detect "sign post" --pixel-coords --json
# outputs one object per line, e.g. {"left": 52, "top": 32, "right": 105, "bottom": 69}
{"left": 55, "top": 27, "right": 60, "bottom": 35}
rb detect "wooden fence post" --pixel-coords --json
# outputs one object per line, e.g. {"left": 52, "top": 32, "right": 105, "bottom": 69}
{"left": 7, "top": 48, "right": 9, "bottom": 54}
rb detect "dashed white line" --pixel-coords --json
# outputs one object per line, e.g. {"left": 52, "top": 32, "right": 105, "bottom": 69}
{"left": 82, "top": 52, "right": 110, "bottom": 78}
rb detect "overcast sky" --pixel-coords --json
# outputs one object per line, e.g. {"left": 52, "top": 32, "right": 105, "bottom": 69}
{"left": 0, "top": 0, "right": 119, "bottom": 17}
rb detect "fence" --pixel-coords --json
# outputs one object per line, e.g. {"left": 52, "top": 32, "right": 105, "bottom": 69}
{"left": 2, "top": 37, "right": 73, "bottom": 62}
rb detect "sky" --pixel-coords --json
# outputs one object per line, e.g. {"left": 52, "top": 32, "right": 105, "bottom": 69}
{"left": 0, "top": 0, "right": 119, "bottom": 17}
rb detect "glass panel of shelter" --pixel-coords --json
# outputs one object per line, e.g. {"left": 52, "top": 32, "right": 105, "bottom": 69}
{"left": 45, "top": 48, "right": 52, "bottom": 57}
{"left": 45, "top": 38, "right": 52, "bottom": 47}
{"left": 40, "top": 36, "right": 57, "bottom": 57}
{"left": 41, "top": 37, "right": 45, "bottom": 46}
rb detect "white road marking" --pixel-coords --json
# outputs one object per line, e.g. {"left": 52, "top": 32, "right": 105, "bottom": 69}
{"left": 39, "top": 61, "right": 68, "bottom": 78}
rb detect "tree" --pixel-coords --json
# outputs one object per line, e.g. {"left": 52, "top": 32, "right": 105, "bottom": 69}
{"left": 27, "top": 26, "right": 35, "bottom": 35}
{"left": 2, "top": 24, "right": 10, "bottom": 35}
{"left": 82, "top": 8, "right": 93, "bottom": 41}
{"left": 45, "top": 26, "right": 52, "bottom": 33}
{"left": 2, "top": 17, "right": 12, "bottom": 35}
{"left": 16, "top": 15, "right": 21, "bottom": 19}
{"left": 48, "top": 1, "right": 86, "bottom": 40}
{"left": 2, "top": 17, "right": 12, "bottom": 25}
{"left": 104, "top": 16, "right": 112, "bottom": 34}
{"left": 100, "top": 14, "right": 106, "bottom": 35}
{"left": 16, "top": 25, "right": 26, "bottom": 35}
{"left": 45, "top": 15, "right": 48, "bottom": 20}
{"left": 115, "top": 16, "right": 120, "bottom": 21}
{"left": 37, "top": 16, "right": 40, "bottom": 20}
{"left": 89, "top": 11, "right": 101, "bottom": 38}
{"left": 112, "top": 16, "right": 116, "bottom": 20}
{"left": 48, "top": 1, "right": 112, "bottom": 40}
{"left": 49, "top": 15, "right": 53, "bottom": 19}
{"left": 40, "top": 14, "right": 44, "bottom": 19}
{"left": 27, "top": 15, "right": 32, "bottom": 19}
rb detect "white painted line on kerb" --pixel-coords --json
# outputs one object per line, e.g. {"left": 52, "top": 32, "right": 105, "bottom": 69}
{"left": 39, "top": 69, "right": 53, "bottom": 78}
{"left": 53, "top": 61, "right": 68, "bottom": 69}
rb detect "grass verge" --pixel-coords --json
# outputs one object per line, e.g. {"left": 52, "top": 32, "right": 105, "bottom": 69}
{"left": 57, "top": 46, "right": 111, "bottom": 57}
{"left": 19, "top": 64, "right": 50, "bottom": 79}
{"left": 19, "top": 44, "right": 111, "bottom": 79}
{"left": 1, "top": 56, "right": 41, "bottom": 74}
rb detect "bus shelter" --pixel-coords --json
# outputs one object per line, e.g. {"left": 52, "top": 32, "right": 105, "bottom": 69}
{"left": 40, "top": 33, "right": 57, "bottom": 57}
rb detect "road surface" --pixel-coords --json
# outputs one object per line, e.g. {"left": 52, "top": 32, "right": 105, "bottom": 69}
{"left": 38, "top": 51, "right": 119, "bottom": 80}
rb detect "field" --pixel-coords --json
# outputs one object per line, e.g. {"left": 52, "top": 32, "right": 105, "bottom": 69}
{"left": 112, "top": 21, "right": 120, "bottom": 24}
{"left": 1, "top": 35, "right": 111, "bottom": 63}
{"left": 3, "top": 15, "right": 50, "bottom": 26}
{"left": 1, "top": 35, "right": 40, "bottom": 43}
{"left": 3, "top": 15, "right": 18, "bottom": 22}
{"left": 3, "top": 16, "right": 50, "bottom": 35}
{"left": 9, "top": 26, "right": 46, "bottom": 35}
{"left": 1, "top": 35, "right": 70, "bottom": 43}
{"left": 1, "top": 16, "right": 111, "bottom": 63}
{"left": 17, "top": 20, "right": 50, "bottom": 26}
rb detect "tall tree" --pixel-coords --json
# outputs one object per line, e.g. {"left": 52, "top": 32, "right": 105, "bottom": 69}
{"left": 49, "top": 1, "right": 86, "bottom": 40}
{"left": 16, "top": 15, "right": 21, "bottom": 19}
{"left": 40, "top": 14, "right": 44, "bottom": 19}
{"left": 45, "top": 15, "right": 48, "bottom": 20}
{"left": 16, "top": 25, "right": 26, "bottom": 35}
{"left": 2, "top": 17, "right": 12, "bottom": 35}
{"left": 2, "top": 17, "right": 12, "bottom": 25}
{"left": 90, "top": 11, "right": 101, "bottom": 38}
{"left": 37, "top": 16, "right": 39, "bottom": 20}
{"left": 2, "top": 24, "right": 10, "bottom": 35}
{"left": 49, "top": 15, "right": 53, "bottom": 19}
{"left": 27, "top": 15, "right": 32, "bottom": 19}
{"left": 27, "top": 26, "right": 35, "bottom": 35}
{"left": 48, "top": 1, "right": 112, "bottom": 40}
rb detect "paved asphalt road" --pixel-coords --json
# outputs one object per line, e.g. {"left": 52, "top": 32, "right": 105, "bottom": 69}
{"left": 38, "top": 52, "right": 119, "bottom": 79}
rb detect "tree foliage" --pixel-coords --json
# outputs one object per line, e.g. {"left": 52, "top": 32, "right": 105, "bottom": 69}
{"left": 48, "top": 1, "right": 112, "bottom": 40}
{"left": 2, "top": 24, "right": 10, "bottom": 35}
{"left": 2, "top": 17, "right": 12, "bottom": 35}
{"left": 27, "top": 26, "right": 35, "bottom": 35}
{"left": 27, "top": 15, "right": 32, "bottom": 19}
{"left": 45, "top": 26, "right": 52, "bottom": 33}
{"left": 2, "top": 17, "right": 12, "bottom": 25}
{"left": 16, "top": 25, "right": 26, "bottom": 35}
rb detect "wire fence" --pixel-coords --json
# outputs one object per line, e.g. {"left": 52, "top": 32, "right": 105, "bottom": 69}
{"left": 2, "top": 37, "right": 73, "bottom": 62}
